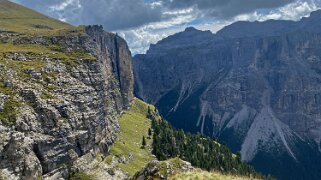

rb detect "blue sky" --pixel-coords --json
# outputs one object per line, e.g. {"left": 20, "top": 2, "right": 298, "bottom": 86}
{"left": 11, "top": 0, "right": 321, "bottom": 54}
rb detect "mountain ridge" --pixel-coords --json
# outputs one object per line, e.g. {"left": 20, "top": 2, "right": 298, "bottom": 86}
{"left": 134, "top": 9, "right": 321, "bottom": 180}
{"left": 143, "top": 9, "right": 321, "bottom": 53}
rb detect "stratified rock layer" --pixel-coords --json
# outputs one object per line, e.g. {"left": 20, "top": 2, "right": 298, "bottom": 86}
{"left": 0, "top": 25, "right": 133, "bottom": 179}
{"left": 134, "top": 11, "right": 321, "bottom": 180}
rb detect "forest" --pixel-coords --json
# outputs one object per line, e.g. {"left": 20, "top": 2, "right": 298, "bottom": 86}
{"left": 148, "top": 107, "right": 272, "bottom": 179}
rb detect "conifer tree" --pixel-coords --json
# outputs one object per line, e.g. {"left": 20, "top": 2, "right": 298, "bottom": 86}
{"left": 148, "top": 128, "right": 152, "bottom": 137}
{"left": 147, "top": 106, "right": 151, "bottom": 115}
{"left": 142, "top": 136, "right": 146, "bottom": 148}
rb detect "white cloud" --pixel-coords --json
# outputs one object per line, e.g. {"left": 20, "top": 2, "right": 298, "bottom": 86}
{"left": 118, "top": 8, "right": 197, "bottom": 54}
{"left": 267, "top": 0, "right": 321, "bottom": 20}
{"left": 49, "top": 0, "right": 80, "bottom": 11}
{"left": 122, "top": 0, "right": 321, "bottom": 54}
{"left": 233, "top": 0, "right": 321, "bottom": 22}
{"left": 13, "top": 0, "right": 164, "bottom": 31}
{"left": 11, "top": 0, "right": 321, "bottom": 54}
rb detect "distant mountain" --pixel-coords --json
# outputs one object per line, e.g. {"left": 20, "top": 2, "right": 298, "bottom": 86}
{"left": 134, "top": 10, "right": 321, "bottom": 180}
{"left": 217, "top": 10, "right": 321, "bottom": 38}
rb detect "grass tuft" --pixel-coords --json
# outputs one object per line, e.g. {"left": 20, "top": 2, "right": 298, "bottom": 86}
{"left": 0, "top": 96, "right": 19, "bottom": 125}
{"left": 69, "top": 172, "right": 93, "bottom": 180}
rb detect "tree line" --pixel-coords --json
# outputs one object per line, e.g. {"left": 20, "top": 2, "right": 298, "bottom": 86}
{"left": 147, "top": 107, "right": 273, "bottom": 179}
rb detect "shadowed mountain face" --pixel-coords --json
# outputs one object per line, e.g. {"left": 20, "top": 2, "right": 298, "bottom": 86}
{"left": 134, "top": 10, "right": 321, "bottom": 180}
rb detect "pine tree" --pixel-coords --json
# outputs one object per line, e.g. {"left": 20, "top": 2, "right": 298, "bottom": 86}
{"left": 147, "top": 106, "right": 155, "bottom": 119}
{"left": 148, "top": 128, "right": 152, "bottom": 137}
{"left": 142, "top": 136, "right": 146, "bottom": 148}
{"left": 147, "top": 106, "right": 151, "bottom": 116}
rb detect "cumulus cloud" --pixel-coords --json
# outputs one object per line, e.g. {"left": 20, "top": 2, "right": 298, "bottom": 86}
{"left": 158, "top": 0, "right": 297, "bottom": 19}
{"left": 233, "top": 0, "right": 321, "bottom": 21}
{"left": 12, "top": 0, "right": 164, "bottom": 31}
{"left": 263, "top": 0, "right": 321, "bottom": 20}
{"left": 13, "top": 0, "right": 304, "bottom": 31}
{"left": 10, "top": 0, "right": 321, "bottom": 54}
{"left": 118, "top": 9, "right": 196, "bottom": 54}
{"left": 126, "top": 0, "right": 321, "bottom": 54}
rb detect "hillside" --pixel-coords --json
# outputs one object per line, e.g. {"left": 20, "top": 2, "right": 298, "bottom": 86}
{"left": 76, "top": 98, "right": 264, "bottom": 180}
{"left": 0, "top": 0, "right": 74, "bottom": 35}
{"left": 104, "top": 98, "right": 155, "bottom": 176}
{"left": 171, "top": 171, "right": 258, "bottom": 180}
{"left": 148, "top": 106, "right": 266, "bottom": 179}
{"left": 134, "top": 158, "right": 259, "bottom": 180}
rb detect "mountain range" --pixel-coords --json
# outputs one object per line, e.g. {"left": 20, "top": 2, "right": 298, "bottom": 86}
{"left": 134, "top": 10, "right": 321, "bottom": 180}
{"left": 0, "top": 1, "right": 264, "bottom": 180}
{"left": 1, "top": 0, "right": 321, "bottom": 179}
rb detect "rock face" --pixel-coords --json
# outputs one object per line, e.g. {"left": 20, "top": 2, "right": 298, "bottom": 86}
{"left": 134, "top": 10, "right": 321, "bottom": 180}
{"left": 0, "top": 25, "right": 133, "bottom": 179}
{"left": 132, "top": 158, "right": 194, "bottom": 180}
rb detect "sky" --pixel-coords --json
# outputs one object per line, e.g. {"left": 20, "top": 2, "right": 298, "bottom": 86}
{"left": 11, "top": 0, "right": 321, "bottom": 54}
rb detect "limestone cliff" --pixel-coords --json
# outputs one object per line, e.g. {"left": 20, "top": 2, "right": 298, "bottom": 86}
{"left": 134, "top": 10, "right": 321, "bottom": 180}
{"left": 0, "top": 4, "right": 134, "bottom": 178}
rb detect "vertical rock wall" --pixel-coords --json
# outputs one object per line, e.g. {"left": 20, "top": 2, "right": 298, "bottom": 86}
{"left": 0, "top": 25, "right": 133, "bottom": 179}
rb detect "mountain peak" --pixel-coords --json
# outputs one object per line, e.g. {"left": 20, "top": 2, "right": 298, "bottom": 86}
{"left": 147, "top": 27, "right": 214, "bottom": 54}
{"left": 309, "top": 9, "right": 321, "bottom": 17}
{"left": 184, "top": 27, "right": 199, "bottom": 32}
{"left": 217, "top": 9, "right": 321, "bottom": 39}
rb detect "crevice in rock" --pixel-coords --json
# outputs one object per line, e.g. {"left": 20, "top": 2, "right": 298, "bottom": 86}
{"left": 33, "top": 144, "right": 46, "bottom": 174}
{"left": 75, "top": 141, "right": 83, "bottom": 157}
{"left": 114, "top": 36, "right": 122, "bottom": 90}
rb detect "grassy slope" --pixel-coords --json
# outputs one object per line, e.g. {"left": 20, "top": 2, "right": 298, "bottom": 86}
{"left": 105, "top": 99, "right": 257, "bottom": 180}
{"left": 171, "top": 171, "right": 257, "bottom": 180}
{"left": 0, "top": 0, "right": 75, "bottom": 35}
{"left": 104, "top": 98, "right": 155, "bottom": 176}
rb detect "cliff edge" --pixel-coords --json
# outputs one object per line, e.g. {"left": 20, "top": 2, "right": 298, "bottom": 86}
{"left": 0, "top": 1, "right": 133, "bottom": 179}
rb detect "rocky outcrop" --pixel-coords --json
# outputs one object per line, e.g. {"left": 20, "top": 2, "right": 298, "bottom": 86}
{"left": 134, "top": 10, "right": 321, "bottom": 180}
{"left": 132, "top": 158, "right": 194, "bottom": 180}
{"left": 0, "top": 25, "right": 133, "bottom": 179}
{"left": 70, "top": 153, "right": 128, "bottom": 180}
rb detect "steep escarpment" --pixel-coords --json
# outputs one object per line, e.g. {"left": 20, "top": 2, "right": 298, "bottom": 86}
{"left": 0, "top": 1, "right": 133, "bottom": 179}
{"left": 134, "top": 10, "right": 321, "bottom": 180}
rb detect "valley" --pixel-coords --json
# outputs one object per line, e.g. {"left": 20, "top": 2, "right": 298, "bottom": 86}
{"left": 1, "top": 0, "right": 321, "bottom": 179}
{"left": 134, "top": 11, "right": 321, "bottom": 180}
